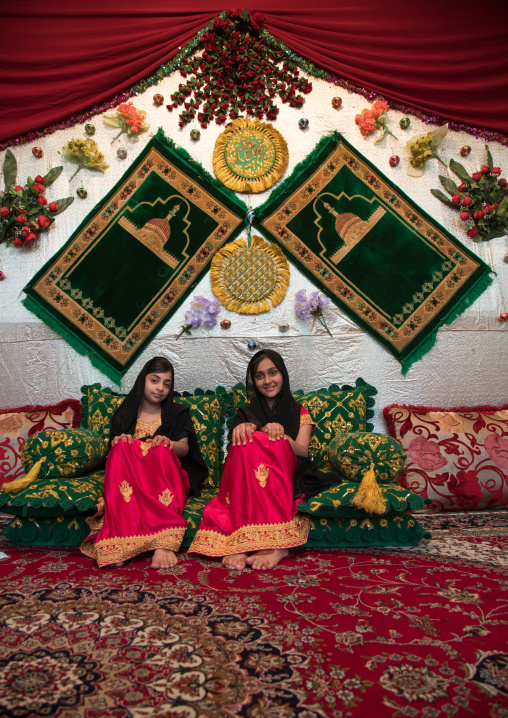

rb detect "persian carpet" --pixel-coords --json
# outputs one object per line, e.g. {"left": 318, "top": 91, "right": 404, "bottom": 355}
{"left": 1, "top": 512, "right": 508, "bottom": 717}
{"left": 254, "top": 133, "right": 493, "bottom": 373}
{"left": 22, "top": 129, "right": 247, "bottom": 384}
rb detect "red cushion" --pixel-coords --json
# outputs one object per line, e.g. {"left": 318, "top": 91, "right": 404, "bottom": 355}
{"left": 383, "top": 403, "right": 508, "bottom": 512}
{"left": 0, "top": 400, "right": 82, "bottom": 486}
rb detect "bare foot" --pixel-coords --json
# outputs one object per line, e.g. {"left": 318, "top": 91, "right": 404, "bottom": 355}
{"left": 246, "top": 548, "right": 289, "bottom": 570}
{"left": 222, "top": 552, "right": 248, "bottom": 570}
{"left": 151, "top": 548, "right": 178, "bottom": 569}
{"left": 113, "top": 562, "right": 124, "bottom": 568}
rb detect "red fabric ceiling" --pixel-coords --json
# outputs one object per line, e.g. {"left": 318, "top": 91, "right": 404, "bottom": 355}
{"left": 2, "top": 1, "right": 508, "bottom": 144}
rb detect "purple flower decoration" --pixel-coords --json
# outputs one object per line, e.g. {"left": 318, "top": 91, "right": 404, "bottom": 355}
{"left": 177, "top": 295, "right": 221, "bottom": 339}
{"left": 294, "top": 289, "right": 332, "bottom": 336}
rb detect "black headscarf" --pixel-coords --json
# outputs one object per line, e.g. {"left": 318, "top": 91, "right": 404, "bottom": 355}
{"left": 110, "top": 357, "right": 208, "bottom": 496}
{"left": 232, "top": 349, "right": 341, "bottom": 499}
{"left": 232, "top": 349, "right": 301, "bottom": 439}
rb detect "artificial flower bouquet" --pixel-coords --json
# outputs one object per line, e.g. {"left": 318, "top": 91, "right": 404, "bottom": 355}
{"left": 0, "top": 150, "right": 73, "bottom": 248}
{"left": 355, "top": 101, "right": 396, "bottom": 144}
{"left": 431, "top": 145, "right": 508, "bottom": 241}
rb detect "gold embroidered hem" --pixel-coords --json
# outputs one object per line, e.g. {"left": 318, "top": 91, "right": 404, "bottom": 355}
{"left": 188, "top": 514, "right": 310, "bottom": 556}
{"left": 300, "top": 413, "right": 314, "bottom": 426}
{"left": 81, "top": 526, "right": 186, "bottom": 567}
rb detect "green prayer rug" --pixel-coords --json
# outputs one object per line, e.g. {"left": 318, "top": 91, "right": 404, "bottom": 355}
{"left": 23, "top": 130, "right": 247, "bottom": 384}
{"left": 254, "top": 132, "right": 493, "bottom": 372}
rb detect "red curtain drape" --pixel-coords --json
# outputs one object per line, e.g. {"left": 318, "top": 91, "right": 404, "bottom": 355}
{"left": 2, "top": 1, "right": 508, "bottom": 145}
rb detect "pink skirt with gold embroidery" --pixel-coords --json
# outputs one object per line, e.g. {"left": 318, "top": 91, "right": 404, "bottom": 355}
{"left": 81, "top": 440, "right": 189, "bottom": 567}
{"left": 189, "top": 432, "right": 309, "bottom": 556}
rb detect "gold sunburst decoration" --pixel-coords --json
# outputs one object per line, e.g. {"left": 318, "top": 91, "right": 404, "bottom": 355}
{"left": 213, "top": 117, "right": 289, "bottom": 193}
{"left": 211, "top": 235, "right": 290, "bottom": 314}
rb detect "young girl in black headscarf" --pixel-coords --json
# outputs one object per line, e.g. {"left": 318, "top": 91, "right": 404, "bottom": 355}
{"left": 189, "top": 349, "right": 325, "bottom": 571}
{"left": 81, "top": 356, "right": 207, "bottom": 569}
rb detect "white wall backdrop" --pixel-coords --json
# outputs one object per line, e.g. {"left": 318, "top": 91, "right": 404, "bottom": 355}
{"left": 1, "top": 63, "right": 507, "bottom": 430}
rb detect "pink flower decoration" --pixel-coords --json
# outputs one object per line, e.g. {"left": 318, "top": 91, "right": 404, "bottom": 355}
{"left": 408, "top": 436, "right": 447, "bottom": 471}
{"left": 484, "top": 434, "right": 508, "bottom": 468}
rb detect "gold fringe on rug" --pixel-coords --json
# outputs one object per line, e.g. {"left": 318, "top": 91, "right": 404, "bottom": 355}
{"left": 351, "top": 462, "right": 387, "bottom": 514}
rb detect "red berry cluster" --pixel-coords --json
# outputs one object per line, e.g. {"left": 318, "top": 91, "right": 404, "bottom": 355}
{"left": 433, "top": 146, "right": 508, "bottom": 242}
{"left": 167, "top": 10, "right": 312, "bottom": 129}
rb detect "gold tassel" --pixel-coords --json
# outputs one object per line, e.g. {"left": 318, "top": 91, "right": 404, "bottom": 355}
{"left": 2, "top": 458, "right": 46, "bottom": 493}
{"left": 351, "top": 462, "right": 386, "bottom": 515}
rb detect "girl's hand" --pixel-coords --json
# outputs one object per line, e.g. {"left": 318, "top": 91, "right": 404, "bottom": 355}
{"left": 111, "top": 433, "right": 133, "bottom": 446}
{"left": 261, "top": 422, "right": 285, "bottom": 441}
{"left": 147, "top": 436, "right": 172, "bottom": 449}
{"left": 232, "top": 422, "right": 257, "bottom": 446}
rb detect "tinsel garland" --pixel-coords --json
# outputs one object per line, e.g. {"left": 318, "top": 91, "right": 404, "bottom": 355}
{"left": 1, "top": 11, "right": 507, "bottom": 150}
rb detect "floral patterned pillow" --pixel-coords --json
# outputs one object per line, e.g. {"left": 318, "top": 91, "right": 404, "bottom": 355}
{"left": 0, "top": 400, "right": 82, "bottom": 487}
{"left": 383, "top": 403, "right": 508, "bottom": 512}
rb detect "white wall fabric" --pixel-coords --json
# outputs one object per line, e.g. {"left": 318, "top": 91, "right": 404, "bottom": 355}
{"left": 1, "top": 66, "right": 507, "bottom": 431}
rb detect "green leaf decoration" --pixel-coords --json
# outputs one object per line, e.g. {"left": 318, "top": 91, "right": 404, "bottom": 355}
{"left": 438, "top": 175, "right": 459, "bottom": 196}
{"left": 483, "top": 228, "right": 507, "bottom": 241}
{"left": 44, "top": 166, "right": 63, "bottom": 187}
{"left": 449, "top": 158, "right": 473, "bottom": 184}
{"left": 430, "top": 189, "right": 456, "bottom": 207}
{"left": 51, "top": 197, "right": 74, "bottom": 215}
{"left": 3, "top": 149, "right": 17, "bottom": 188}
{"left": 486, "top": 144, "right": 493, "bottom": 171}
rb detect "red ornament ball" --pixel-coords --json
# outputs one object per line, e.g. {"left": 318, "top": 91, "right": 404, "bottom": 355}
{"left": 500, "top": 312, "right": 508, "bottom": 322}
{"left": 32, "top": 147, "right": 43, "bottom": 159}
{"left": 153, "top": 94, "right": 164, "bottom": 106}
{"left": 389, "top": 155, "right": 400, "bottom": 167}
{"left": 220, "top": 319, "right": 231, "bottom": 330}
{"left": 460, "top": 146, "right": 471, "bottom": 157}
{"left": 331, "top": 97, "right": 342, "bottom": 109}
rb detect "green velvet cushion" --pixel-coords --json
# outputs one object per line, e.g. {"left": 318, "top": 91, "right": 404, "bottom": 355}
{"left": 304, "top": 511, "right": 431, "bottom": 548}
{"left": 180, "top": 487, "right": 219, "bottom": 549}
{"left": 21, "top": 428, "right": 108, "bottom": 479}
{"left": 298, "top": 481, "right": 430, "bottom": 519}
{"left": 0, "top": 469, "right": 105, "bottom": 518}
{"left": 228, "top": 377, "right": 377, "bottom": 472}
{"left": 2, "top": 513, "right": 93, "bottom": 546}
{"left": 328, "top": 431, "right": 405, "bottom": 483}
{"left": 80, "top": 383, "right": 227, "bottom": 488}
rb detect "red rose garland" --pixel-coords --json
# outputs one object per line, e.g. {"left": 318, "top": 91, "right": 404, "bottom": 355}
{"left": 167, "top": 9, "right": 313, "bottom": 130}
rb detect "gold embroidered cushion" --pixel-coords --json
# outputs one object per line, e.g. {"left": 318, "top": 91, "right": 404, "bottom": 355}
{"left": 21, "top": 429, "right": 108, "bottom": 480}
{"left": 304, "top": 511, "right": 430, "bottom": 548}
{"left": 0, "top": 400, "right": 82, "bottom": 487}
{"left": 80, "top": 384, "right": 226, "bottom": 487}
{"left": 298, "top": 481, "right": 428, "bottom": 518}
{"left": 228, "top": 378, "right": 377, "bottom": 472}
{"left": 80, "top": 384, "right": 125, "bottom": 438}
{"left": 383, "top": 403, "right": 508, "bottom": 512}
{"left": 327, "top": 432, "right": 406, "bottom": 483}
{"left": 2, "top": 513, "right": 93, "bottom": 546}
{"left": 0, "top": 469, "right": 105, "bottom": 518}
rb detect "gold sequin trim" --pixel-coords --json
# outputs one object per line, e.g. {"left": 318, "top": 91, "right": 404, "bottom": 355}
{"left": 188, "top": 515, "right": 310, "bottom": 556}
{"left": 81, "top": 527, "right": 186, "bottom": 566}
{"left": 133, "top": 417, "right": 161, "bottom": 439}
{"left": 300, "top": 413, "right": 314, "bottom": 426}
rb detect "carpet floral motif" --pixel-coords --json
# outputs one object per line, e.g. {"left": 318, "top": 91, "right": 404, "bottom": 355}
{"left": 1, "top": 517, "right": 508, "bottom": 717}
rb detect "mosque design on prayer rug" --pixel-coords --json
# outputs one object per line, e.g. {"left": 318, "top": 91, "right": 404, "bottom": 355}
{"left": 22, "top": 129, "right": 247, "bottom": 384}
{"left": 1, "top": 512, "right": 508, "bottom": 717}
{"left": 254, "top": 133, "right": 493, "bottom": 373}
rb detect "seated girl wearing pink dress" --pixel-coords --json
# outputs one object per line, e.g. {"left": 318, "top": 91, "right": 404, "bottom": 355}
{"left": 189, "top": 349, "right": 319, "bottom": 571}
{"left": 81, "top": 356, "right": 207, "bottom": 569}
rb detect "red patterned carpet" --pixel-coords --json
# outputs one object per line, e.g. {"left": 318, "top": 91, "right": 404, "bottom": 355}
{"left": 1, "top": 513, "right": 508, "bottom": 718}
